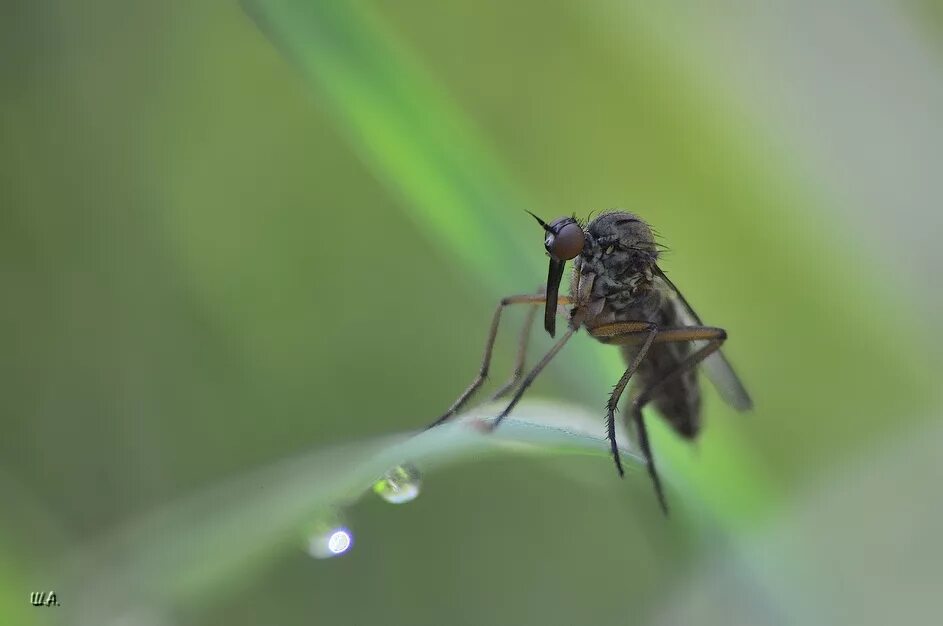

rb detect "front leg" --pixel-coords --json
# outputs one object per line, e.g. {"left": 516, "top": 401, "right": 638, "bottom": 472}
{"left": 426, "top": 293, "right": 572, "bottom": 429}
{"left": 488, "top": 327, "right": 577, "bottom": 430}
{"left": 490, "top": 286, "right": 546, "bottom": 401}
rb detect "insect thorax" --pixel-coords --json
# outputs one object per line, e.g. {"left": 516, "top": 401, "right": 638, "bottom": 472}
{"left": 569, "top": 211, "right": 663, "bottom": 329}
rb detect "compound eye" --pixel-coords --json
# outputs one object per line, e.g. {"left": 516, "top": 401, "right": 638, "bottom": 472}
{"left": 546, "top": 219, "right": 585, "bottom": 260}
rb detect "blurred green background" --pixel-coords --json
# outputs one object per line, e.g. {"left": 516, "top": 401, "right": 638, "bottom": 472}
{"left": 3, "top": 1, "right": 942, "bottom": 625}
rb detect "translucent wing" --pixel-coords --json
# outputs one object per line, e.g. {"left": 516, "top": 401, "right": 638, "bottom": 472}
{"left": 655, "top": 266, "right": 753, "bottom": 412}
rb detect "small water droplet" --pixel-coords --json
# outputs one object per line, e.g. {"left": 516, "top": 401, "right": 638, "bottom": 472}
{"left": 373, "top": 463, "right": 422, "bottom": 504}
{"left": 306, "top": 518, "right": 354, "bottom": 559}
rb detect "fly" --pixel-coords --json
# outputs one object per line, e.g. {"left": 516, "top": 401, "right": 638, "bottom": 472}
{"left": 426, "top": 210, "right": 752, "bottom": 514}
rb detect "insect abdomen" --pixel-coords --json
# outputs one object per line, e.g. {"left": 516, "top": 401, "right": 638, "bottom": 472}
{"left": 652, "top": 362, "right": 701, "bottom": 438}
{"left": 616, "top": 287, "right": 704, "bottom": 439}
{"left": 632, "top": 344, "right": 703, "bottom": 439}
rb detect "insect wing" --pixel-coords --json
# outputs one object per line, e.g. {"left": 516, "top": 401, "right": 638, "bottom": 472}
{"left": 701, "top": 349, "right": 753, "bottom": 411}
{"left": 655, "top": 266, "right": 753, "bottom": 411}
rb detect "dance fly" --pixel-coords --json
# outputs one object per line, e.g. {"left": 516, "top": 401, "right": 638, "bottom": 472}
{"left": 426, "top": 210, "right": 752, "bottom": 514}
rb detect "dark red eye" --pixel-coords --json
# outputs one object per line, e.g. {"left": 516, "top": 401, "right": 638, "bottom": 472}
{"left": 545, "top": 219, "right": 585, "bottom": 260}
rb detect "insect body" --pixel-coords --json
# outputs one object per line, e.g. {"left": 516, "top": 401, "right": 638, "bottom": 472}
{"left": 427, "top": 211, "right": 752, "bottom": 513}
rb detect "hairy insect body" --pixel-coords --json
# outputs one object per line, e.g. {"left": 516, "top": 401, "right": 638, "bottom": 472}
{"left": 569, "top": 211, "right": 701, "bottom": 439}
{"left": 428, "top": 208, "right": 750, "bottom": 513}
{"left": 638, "top": 299, "right": 702, "bottom": 439}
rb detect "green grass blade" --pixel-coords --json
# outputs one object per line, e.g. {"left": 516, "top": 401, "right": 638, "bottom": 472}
{"left": 242, "top": 0, "right": 779, "bottom": 527}
{"left": 60, "top": 401, "right": 640, "bottom": 625}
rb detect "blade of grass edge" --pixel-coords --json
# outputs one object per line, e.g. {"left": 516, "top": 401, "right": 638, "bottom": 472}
{"left": 60, "top": 401, "right": 642, "bottom": 625}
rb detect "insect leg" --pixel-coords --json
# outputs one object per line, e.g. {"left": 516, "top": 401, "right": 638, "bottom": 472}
{"left": 629, "top": 401, "right": 669, "bottom": 515}
{"left": 598, "top": 324, "right": 728, "bottom": 515}
{"left": 588, "top": 322, "right": 659, "bottom": 479}
{"left": 489, "top": 296, "right": 540, "bottom": 401}
{"left": 425, "top": 293, "right": 571, "bottom": 429}
{"left": 488, "top": 327, "right": 577, "bottom": 430}
{"left": 628, "top": 326, "right": 728, "bottom": 413}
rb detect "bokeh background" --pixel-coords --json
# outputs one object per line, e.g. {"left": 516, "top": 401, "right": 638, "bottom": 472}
{"left": 3, "top": 1, "right": 942, "bottom": 625}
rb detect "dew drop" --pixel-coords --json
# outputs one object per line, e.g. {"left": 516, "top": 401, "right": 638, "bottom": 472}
{"left": 307, "top": 511, "right": 354, "bottom": 559}
{"left": 373, "top": 463, "right": 422, "bottom": 504}
{"left": 307, "top": 522, "right": 354, "bottom": 559}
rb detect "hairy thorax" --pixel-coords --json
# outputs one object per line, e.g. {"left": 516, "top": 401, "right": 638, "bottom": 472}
{"left": 566, "top": 211, "right": 664, "bottom": 331}
{"left": 565, "top": 210, "right": 703, "bottom": 436}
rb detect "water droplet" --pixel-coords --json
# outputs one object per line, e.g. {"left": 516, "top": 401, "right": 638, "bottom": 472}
{"left": 307, "top": 525, "right": 354, "bottom": 559}
{"left": 373, "top": 463, "right": 422, "bottom": 504}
